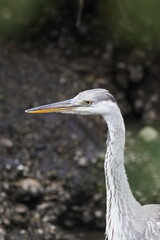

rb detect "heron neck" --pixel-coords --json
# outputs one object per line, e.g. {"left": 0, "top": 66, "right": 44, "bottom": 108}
{"left": 103, "top": 109, "right": 141, "bottom": 239}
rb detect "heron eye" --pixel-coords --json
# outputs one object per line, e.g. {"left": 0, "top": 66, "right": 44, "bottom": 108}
{"left": 85, "top": 100, "right": 92, "bottom": 105}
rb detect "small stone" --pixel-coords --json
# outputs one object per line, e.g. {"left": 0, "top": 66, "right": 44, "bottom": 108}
{"left": 14, "top": 204, "right": 28, "bottom": 214}
{"left": 91, "top": 157, "right": 98, "bottom": 164}
{"left": 48, "top": 224, "right": 56, "bottom": 234}
{"left": 78, "top": 157, "right": 88, "bottom": 167}
{"left": 0, "top": 227, "right": 6, "bottom": 235}
{"left": 0, "top": 227, "right": 6, "bottom": 240}
{"left": 94, "top": 210, "right": 103, "bottom": 218}
{"left": 63, "top": 219, "right": 75, "bottom": 228}
{"left": 94, "top": 194, "right": 102, "bottom": 201}
{"left": 37, "top": 202, "right": 53, "bottom": 210}
{"left": 2, "top": 218, "right": 10, "bottom": 226}
{"left": 138, "top": 126, "right": 159, "bottom": 142}
{"left": 20, "top": 229, "right": 27, "bottom": 235}
{"left": 60, "top": 77, "right": 66, "bottom": 84}
{"left": 0, "top": 192, "right": 6, "bottom": 198}
{"left": 18, "top": 178, "right": 43, "bottom": 195}
{"left": 129, "top": 65, "right": 143, "bottom": 82}
{"left": 0, "top": 207, "right": 4, "bottom": 215}
{"left": 17, "top": 165, "right": 25, "bottom": 171}
{"left": 36, "top": 228, "right": 44, "bottom": 235}
{"left": 5, "top": 164, "right": 11, "bottom": 170}
{"left": 11, "top": 213, "right": 27, "bottom": 224}
{"left": 0, "top": 137, "right": 13, "bottom": 148}
{"left": 2, "top": 182, "right": 9, "bottom": 190}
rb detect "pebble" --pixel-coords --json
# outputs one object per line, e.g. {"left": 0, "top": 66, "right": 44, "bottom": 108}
{"left": 14, "top": 204, "right": 28, "bottom": 214}
{"left": 45, "top": 224, "right": 56, "bottom": 234}
{"left": 78, "top": 157, "right": 88, "bottom": 167}
{"left": 11, "top": 213, "right": 27, "bottom": 224}
{"left": 36, "top": 228, "right": 44, "bottom": 235}
{"left": 138, "top": 126, "right": 159, "bottom": 142}
{"left": 129, "top": 65, "right": 143, "bottom": 82}
{"left": 37, "top": 202, "right": 53, "bottom": 210}
{"left": 0, "top": 137, "right": 13, "bottom": 148}
{"left": 6, "top": 230, "right": 31, "bottom": 240}
{"left": 2, "top": 218, "right": 10, "bottom": 226}
{"left": 20, "top": 229, "right": 27, "bottom": 235}
{"left": 0, "top": 227, "right": 6, "bottom": 240}
{"left": 17, "top": 165, "right": 25, "bottom": 171}
{"left": 18, "top": 178, "right": 43, "bottom": 195}
{"left": 94, "top": 210, "right": 103, "bottom": 218}
{"left": 43, "top": 223, "right": 57, "bottom": 235}
{"left": 63, "top": 219, "right": 75, "bottom": 228}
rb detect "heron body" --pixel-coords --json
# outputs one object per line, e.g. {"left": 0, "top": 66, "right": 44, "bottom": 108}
{"left": 26, "top": 89, "right": 160, "bottom": 240}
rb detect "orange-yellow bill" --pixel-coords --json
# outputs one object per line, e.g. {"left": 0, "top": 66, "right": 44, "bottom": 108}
{"left": 25, "top": 99, "right": 79, "bottom": 114}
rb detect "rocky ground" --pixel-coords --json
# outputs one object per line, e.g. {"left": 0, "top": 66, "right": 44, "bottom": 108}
{"left": 0, "top": 43, "right": 107, "bottom": 240}
{"left": 0, "top": 12, "right": 160, "bottom": 239}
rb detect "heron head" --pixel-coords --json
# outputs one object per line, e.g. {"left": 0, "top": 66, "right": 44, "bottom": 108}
{"left": 25, "top": 89, "right": 117, "bottom": 116}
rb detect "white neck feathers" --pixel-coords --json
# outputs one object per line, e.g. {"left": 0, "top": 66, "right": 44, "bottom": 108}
{"left": 103, "top": 105, "right": 141, "bottom": 240}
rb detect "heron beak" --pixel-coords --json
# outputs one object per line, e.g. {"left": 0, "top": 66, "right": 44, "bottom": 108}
{"left": 25, "top": 99, "right": 80, "bottom": 114}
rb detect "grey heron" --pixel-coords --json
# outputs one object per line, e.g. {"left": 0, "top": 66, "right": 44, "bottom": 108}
{"left": 25, "top": 89, "right": 160, "bottom": 240}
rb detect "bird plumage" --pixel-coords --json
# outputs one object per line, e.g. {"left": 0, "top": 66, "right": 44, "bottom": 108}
{"left": 25, "top": 88, "right": 160, "bottom": 240}
{"left": 103, "top": 104, "right": 160, "bottom": 240}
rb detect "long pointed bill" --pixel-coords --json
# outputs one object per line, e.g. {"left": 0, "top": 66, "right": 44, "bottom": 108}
{"left": 25, "top": 99, "right": 80, "bottom": 114}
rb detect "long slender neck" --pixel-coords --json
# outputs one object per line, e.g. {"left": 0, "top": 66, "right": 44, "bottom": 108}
{"left": 103, "top": 106, "right": 141, "bottom": 240}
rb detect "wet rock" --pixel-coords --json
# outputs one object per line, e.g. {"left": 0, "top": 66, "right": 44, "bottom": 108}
{"left": 0, "top": 137, "right": 13, "bottom": 148}
{"left": 37, "top": 202, "right": 53, "bottom": 211}
{"left": 43, "top": 223, "right": 56, "bottom": 234}
{"left": 0, "top": 227, "right": 6, "bottom": 240}
{"left": 6, "top": 230, "right": 31, "bottom": 240}
{"left": 17, "top": 165, "right": 25, "bottom": 171}
{"left": 138, "top": 126, "right": 159, "bottom": 142}
{"left": 78, "top": 157, "right": 88, "bottom": 167}
{"left": 128, "top": 65, "right": 143, "bottom": 82}
{"left": 35, "top": 228, "right": 44, "bottom": 235}
{"left": 11, "top": 178, "right": 44, "bottom": 206}
{"left": 63, "top": 219, "right": 76, "bottom": 228}
{"left": 18, "top": 178, "right": 43, "bottom": 195}
{"left": 11, "top": 213, "right": 28, "bottom": 225}
{"left": 94, "top": 210, "right": 103, "bottom": 218}
{"left": 14, "top": 204, "right": 28, "bottom": 214}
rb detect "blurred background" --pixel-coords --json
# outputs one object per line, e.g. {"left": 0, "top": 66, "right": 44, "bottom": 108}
{"left": 0, "top": 0, "right": 160, "bottom": 239}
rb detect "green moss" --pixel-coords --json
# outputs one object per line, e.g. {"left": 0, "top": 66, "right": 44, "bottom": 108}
{"left": 0, "top": 0, "right": 57, "bottom": 40}
{"left": 125, "top": 130, "right": 160, "bottom": 204}
{"left": 97, "top": 0, "right": 160, "bottom": 49}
